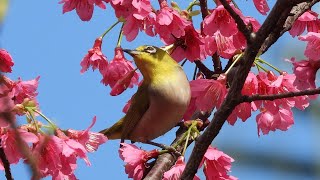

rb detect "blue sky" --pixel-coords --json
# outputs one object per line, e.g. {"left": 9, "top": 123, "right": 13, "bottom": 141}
{"left": 1, "top": 0, "right": 320, "bottom": 179}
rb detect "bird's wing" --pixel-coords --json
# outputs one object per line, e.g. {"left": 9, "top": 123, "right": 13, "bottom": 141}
{"left": 121, "top": 82, "right": 150, "bottom": 141}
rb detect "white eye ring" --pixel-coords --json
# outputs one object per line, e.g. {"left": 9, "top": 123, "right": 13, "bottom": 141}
{"left": 144, "top": 46, "right": 157, "bottom": 54}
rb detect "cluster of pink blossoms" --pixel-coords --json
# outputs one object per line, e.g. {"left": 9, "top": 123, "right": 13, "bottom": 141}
{"left": 80, "top": 37, "right": 140, "bottom": 96}
{"left": 59, "top": 0, "right": 320, "bottom": 179}
{"left": 0, "top": 49, "right": 107, "bottom": 179}
{"left": 119, "top": 143, "right": 236, "bottom": 180}
{"left": 62, "top": 0, "right": 264, "bottom": 62}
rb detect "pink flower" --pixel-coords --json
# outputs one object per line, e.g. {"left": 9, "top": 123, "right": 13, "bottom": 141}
{"left": 56, "top": 129, "right": 90, "bottom": 166}
{"left": 110, "top": 70, "right": 138, "bottom": 96}
{"left": 170, "top": 25, "right": 204, "bottom": 62}
{"left": 203, "top": 35, "right": 217, "bottom": 57}
{"left": 202, "top": 146, "right": 237, "bottom": 180}
{"left": 0, "top": 49, "right": 14, "bottom": 73}
{"left": 299, "top": 32, "right": 320, "bottom": 60}
{"left": 256, "top": 107, "right": 294, "bottom": 136}
{"left": 163, "top": 156, "right": 200, "bottom": 180}
{"left": 190, "top": 75, "right": 227, "bottom": 111}
{"left": 111, "top": 0, "right": 154, "bottom": 41}
{"left": 119, "top": 143, "right": 147, "bottom": 180}
{"left": 119, "top": 143, "right": 159, "bottom": 180}
{"left": 214, "top": 31, "right": 237, "bottom": 59}
{"left": 101, "top": 47, "right": 139, "bottom": 88}
{"left": 31, "top": 133, "right": 91, "bottom": 179}
{"left": 228, "top": 72, "right": 258, "bottom": 125}
{"left": 232, "top": 17, "right": 261, "bottom": 50}
{"left": 31, "top": 135, "right": 64, "bottom": 178}
{"left": 289, "top": 11, "right": 320, "bottom": 37}
{"left": 253, "top": 0, "right": 269, "bottom": 15}
{"left": 155, "top": 1, "right": 191, "bottom": 44}
{"left": 0, "top": 128, "right": 38, "bottom": 167}
{"left": 80, "top": 37, "right": 108, "bottom": 74}
{"left": 66, "top": 116, "right": 107, "bottom": 152}
{"left": 11, "top": 76, "right": 40, "bottom": 104}
{"left": 257, "top": 71, "right": 310, "bottom": 111}
{"left": 60, "top": 0, "right": 109, "bottom": 21}
{"left": 203, "top": 4, "right": 243, "bottom": 37}
{"left": 289, "top": 57, "right": 320, "bottom": 90}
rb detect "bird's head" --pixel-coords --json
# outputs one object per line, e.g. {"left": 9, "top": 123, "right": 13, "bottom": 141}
{"left": 123, "top": 45, "right": 178, "bottom": 82}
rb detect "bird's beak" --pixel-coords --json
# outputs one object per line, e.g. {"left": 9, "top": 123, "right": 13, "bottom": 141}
{"left": 123, "top": 49, "right": 141, "bottom": 57}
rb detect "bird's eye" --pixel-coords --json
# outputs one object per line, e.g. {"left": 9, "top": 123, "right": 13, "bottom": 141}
{"left": 144, "top": 46, "right": 157, "bottom": 54}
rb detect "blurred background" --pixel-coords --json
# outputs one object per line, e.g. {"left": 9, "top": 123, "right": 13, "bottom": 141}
{"left": 1, "top": 0, "right": 320, "bottom": 179}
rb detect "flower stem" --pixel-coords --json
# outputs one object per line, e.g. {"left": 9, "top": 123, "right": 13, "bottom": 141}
{"left": 101, "top": 20, "right": 121, "bottom": 39}
{"left": 257, "top": 58, "right": 282, "bottom": 74}
{"left": 25, "top": 108, "right": 39, "bottom": 132}
{"left": 33, "top": 109, "right": 57, "bottom": 129}
{"left": 254, "top": 62, "right": 268, "bottom": 72}
{"left": 182, "top": 121, "right": 198, "bottom": 156}
{"left": 186, "top": 0, "right": 199, "bottom": 11}
{"left": 117, "top": 23, "right": 124, "bottom": 47}
{"left": 225, "top": 53, "right": 243, "bottom": 74}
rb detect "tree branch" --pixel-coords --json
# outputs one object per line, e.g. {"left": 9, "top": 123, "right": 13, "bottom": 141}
{"left": 0, "top": 137, "right": 13, "bottom": 180}
{"left": 194, "top": 61, "right": 214, "bottom": 79}
{"left": 181, "top": 1, "right": 308, "bottom": 179}
{"left": 143, "top": 111, "right": 211, "bottom": 179}
{"left": 241, "top": 88, "right": 320, "bottom": 102}
{"left": 219, "top": 0, "right": 252, "bottom": 41}
{"left": 260, "top": 0, "right": 320, "bottom": 53}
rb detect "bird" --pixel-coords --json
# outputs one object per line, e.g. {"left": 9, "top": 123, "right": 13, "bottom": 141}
{"left": 100, "top": 45, "right": 191, "bottom": 143}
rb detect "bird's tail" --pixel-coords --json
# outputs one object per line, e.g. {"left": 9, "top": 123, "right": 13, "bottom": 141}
{"left": 99, "top": 118, "right": 123, "bottom": 140}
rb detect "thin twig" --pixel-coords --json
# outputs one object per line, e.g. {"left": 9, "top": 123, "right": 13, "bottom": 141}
{"left": 0, "top": 135, "right": 13, "bottom": 180}
{"left": 241, "top": 88, "right": 320, "bottom": 102}
{"left": 194, "top": 61, "right": 213, "bottom": 78}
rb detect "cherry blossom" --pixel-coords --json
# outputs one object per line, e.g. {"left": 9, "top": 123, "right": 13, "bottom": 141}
{"left": 66, "top": 116, "right": 107, "bottom": 152}
{"left": 0, "top": 128, "right": 38, "bottom": 166}
{"left": 289, "top": 10, "right": 320, "bottom": 37}
{"left": 170, "top": 25, "right": 205, "bottom": 62}
{"left": 202, "top": 146, "right": 237, "bottom": 180}
{"left": 163, "top": 156, "right": 200, "bottom": 180}
{"left": 228, "top": 72, "right": 258, "bottom": 125}
{"left": 155, "top": 1, "right": 191, "bottom": 44}
{"left": 11, "top": 76, "right": 40, "bottom": 105}
{"left": 119, "top": 143, "right": 148, "bottom": 180}
{"left": 101, "top": 47, "right": 139, "bottom": 88}
{"left": 60, "top": 0, "right": 109, "bottom": 21}
{"left": 190, "top": 75, "right": 227, "bottom": 111}
{"left": 256, "top": 107, "right": 294, "bottom": 136}
{"left": 289, "top": 57, "right": 320, "bottom": 90}
{"left": 252, "top": 0, "right": 270, "bottom": 15}
{"left": 299, "top": 32, "right": 320, "bottom": 60}
{"left": 0, "top": 49, "right": 14, "bottom": 73}
{"left": 80, "top": 37, "right": 108, "bottom": 74}
{"left": 203, "top": 4, "right": 243, "bottom": 37}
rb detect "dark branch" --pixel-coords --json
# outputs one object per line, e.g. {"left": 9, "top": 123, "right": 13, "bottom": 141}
{"left": 219, "top": 0, "right": 252, "bottom": 41}
{"left": 212, "top": 53, "right": 222, "bottom": 74}
{"left": 194, "top": 61, "right": 214, "bottom": 78}
{"left": 143, "top": 111, "right": 211, "bottom": 180}
{"left": 181, "top": 1, "right": 309, "bottom": 179}
{"left": 0, "top": 134, "right": 13, "bottom": 180}
{"left": 260, "top": 0, "right": 320, "bottom": 53}
{"left": 241, "top": 88, "right": 320, "bottom": 102}
{"left": 199, "top": 0, "right": 208, "bottom": 19}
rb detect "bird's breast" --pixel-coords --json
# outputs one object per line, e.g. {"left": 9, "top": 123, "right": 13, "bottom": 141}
{"left": 129, "top": 67, "right": 191, "bottom": 142}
